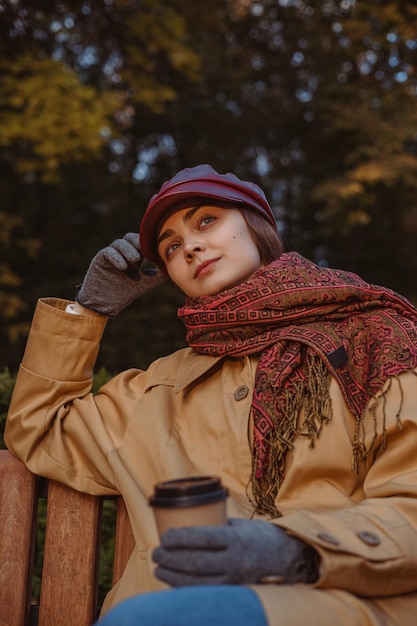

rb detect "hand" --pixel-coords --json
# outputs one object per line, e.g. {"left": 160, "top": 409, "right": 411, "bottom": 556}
{"left": 152, "top": 518, "right": 319, "bottom": 587}
{"left": 76, "top": 233, "right": 167, "bottom": 317}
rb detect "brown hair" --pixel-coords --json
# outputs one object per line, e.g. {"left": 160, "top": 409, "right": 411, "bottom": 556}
{"left": 240, "top": 206, "right": 284, "bottom": 265}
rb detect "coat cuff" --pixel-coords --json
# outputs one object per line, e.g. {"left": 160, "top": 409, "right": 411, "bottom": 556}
{"left": 21, "top": 298, "right": 107, "bottom": 381}
{"left": 275, "top": 507, "right": 415, "bottom": 596}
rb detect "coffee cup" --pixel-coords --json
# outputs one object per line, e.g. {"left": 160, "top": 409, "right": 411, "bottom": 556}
{"left": 150, "top": 476, "right": 228, "bottom": 537}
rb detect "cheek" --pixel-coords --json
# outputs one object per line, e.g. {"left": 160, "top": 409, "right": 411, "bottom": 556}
{"left": 235, "top": 232, "right": 262, "bottom": 269}
{"left": 231, "top": 229, "right": 257, "bottom": 255}
{"left": 231, "top": 229, "right": 248, "bottom": 245}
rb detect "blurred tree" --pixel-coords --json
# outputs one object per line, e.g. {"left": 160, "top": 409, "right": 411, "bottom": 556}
{"left": 0, "top": 0, "right": 199, "bottom": 368}
{"left": 0, "top": 209, "right": 39, "bottom": 359}
{"left": 277, "top": 0, "right": 417, "bottom": 299}
{"left": 1, "top": 0, "right": 417, "bottom": 372}
{"left": 0, "top": 54, "right": 119, "bottom": 182}
{"left": 162, "top": 0, "right": 417, "bottom": 299}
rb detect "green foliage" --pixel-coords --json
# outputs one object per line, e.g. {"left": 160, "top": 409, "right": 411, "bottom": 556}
{"left": 0, "top": 54, "right": 120, "bottom": 183}
{"left": 92, "top": 366, "right": 114, "bottom": 393}
{"left": 98, "top": 499, "right": 118, "bottom": 607}
{"left": 0, "top": 210, "right": 40, "bottom": 347}
{"left": 0, "top": 0, "right": 201, "bottom": 181}
{"left": 31, "top": 497, "right": 47, "bottom": 603}
{"left": 0, "top": 368, "right": 15, "bottom": 449}
{"left": 116, "top": 0, "right": 201, "bottom": 111}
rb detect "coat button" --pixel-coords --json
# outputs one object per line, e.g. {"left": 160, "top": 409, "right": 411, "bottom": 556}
{"left": 234, "top": 385, "right": 249, "bottom": 401}
{"left": 317, "top": 531, "right": 340, "bottom": 546}
{"left": 357, "top": 531, "right": 381, "bottom": 546}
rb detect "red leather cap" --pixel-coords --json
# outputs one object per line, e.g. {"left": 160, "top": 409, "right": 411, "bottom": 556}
{"left": 139, "top": 164, "right": 276, "bottom": 263}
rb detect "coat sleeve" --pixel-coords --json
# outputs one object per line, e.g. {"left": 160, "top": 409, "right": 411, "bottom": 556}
{"left": 4, "top": 298, "right": 146, "bottom": 495}
{"left": 276, "top": 369, "right": 417, "bottom": 597}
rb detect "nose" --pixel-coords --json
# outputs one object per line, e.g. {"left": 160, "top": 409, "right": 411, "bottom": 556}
{"left": 183, "top": 239, "right": 206, "bottom": 260}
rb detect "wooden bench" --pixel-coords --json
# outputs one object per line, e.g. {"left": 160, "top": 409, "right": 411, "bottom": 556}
{"left": 0, "top": 449, "right": 135, "bottom": 626}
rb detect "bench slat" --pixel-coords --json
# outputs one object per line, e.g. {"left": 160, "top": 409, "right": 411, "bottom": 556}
{"left": 0, "top": 450, "right": 37, "bottom": 626}
{"left": 0, "top": 450, "right": 136, "bottom": 626}
{"left": 38, "top": 480, "right": 102, "bottom": 626}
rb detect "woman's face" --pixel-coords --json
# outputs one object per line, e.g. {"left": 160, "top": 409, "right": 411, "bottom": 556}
{"left": 157, "top": 204, "right": 262, "bottom": 297}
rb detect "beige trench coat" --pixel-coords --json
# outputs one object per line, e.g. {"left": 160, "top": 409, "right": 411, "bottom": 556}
{"left": 5, "top": 298, "right": 417, "bottom": 625}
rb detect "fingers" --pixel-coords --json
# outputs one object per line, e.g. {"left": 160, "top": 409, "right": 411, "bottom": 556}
{"left": 152, "top": 527, "right": 230, "bottom": 586}
{"left": 159, "top": 525, "right": 229, "bottom": 550}
{"left": 123, "top": 232, "right": 140, "bottom": 248}
{"left": 153, "top": 547, "right": 225, "bottom": 574}
{"left": 99, "top": 234, "right": 142, "bottom": 271}
{"left": 113, "top": 235, "right": 142, "bottom": 263}
{"left": 154, "top": 567, "right": 226, "bottom": 587}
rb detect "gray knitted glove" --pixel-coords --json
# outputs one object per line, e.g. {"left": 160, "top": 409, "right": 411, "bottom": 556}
{"left": 152, "top": 518, "right": 319, "bottom": 587}
{"left": 76, "top": 233, "right": 167, "bottom": 317}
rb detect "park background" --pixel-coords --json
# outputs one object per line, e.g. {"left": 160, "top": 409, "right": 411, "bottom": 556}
{"left": 1, "top": 0, "right": 417, "bottom": 606}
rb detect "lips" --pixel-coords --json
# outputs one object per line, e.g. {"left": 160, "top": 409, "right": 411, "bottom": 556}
{"left": 194, "top": 258, "right": 219, "bottom": 279}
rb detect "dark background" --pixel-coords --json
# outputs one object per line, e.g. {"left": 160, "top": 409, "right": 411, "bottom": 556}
{"left": 2, "top": 0, "right": 417, "bottom": 374}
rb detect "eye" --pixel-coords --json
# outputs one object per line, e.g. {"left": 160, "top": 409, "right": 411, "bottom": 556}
{"left": 198, "top": 214, "right": 217, "bottom": 228}
{"left": 164, "top": 241, "right": 180, "bottom": 259}
{"left": 165, "top": 241, "right": 181, "bottom": 259}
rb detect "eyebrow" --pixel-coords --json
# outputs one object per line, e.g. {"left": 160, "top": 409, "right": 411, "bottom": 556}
{"left": 157, "top": 205, "right": 203, "bottom": 248}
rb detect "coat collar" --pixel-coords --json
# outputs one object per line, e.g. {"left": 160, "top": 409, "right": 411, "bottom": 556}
{"left": 143, "top": 348, "right": 223, "bottom": 393}
{"left": 175, "top": 350, "right": 223, "bottom": 392}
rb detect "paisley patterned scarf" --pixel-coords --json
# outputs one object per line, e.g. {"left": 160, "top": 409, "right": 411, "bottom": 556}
{"left": 178, "top": 253, "right": 417, "bottom": 517}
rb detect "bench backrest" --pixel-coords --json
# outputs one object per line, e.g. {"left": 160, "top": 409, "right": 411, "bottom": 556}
{"left": 0, "top": 450, "right": 135, "bottom": 626}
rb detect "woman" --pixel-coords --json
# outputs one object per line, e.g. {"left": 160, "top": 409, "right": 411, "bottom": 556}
{"left": 5, "top": 164, "right": 417, "bottom": 625}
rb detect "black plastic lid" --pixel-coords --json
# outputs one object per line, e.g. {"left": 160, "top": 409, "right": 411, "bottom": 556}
{"left": 149, "top": 476, "right": 228, "bottom": 508}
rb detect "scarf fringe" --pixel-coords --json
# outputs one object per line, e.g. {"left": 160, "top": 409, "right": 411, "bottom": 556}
{"left": 248, "top": 361, "right": 415, "bottom": 517}
{"left": 248, "top": 355, "right": 333, "bottom": 517}
{"left": 352, "top": 372, "right": 411, "bottom": 473}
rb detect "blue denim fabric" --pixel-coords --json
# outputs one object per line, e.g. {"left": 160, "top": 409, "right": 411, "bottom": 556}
{"left": 97, "top": 585, "right": 268, "bottom": 626}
